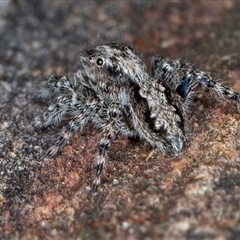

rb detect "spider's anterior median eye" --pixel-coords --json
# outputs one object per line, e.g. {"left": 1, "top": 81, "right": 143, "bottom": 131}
{"left": 96, "top": 58, "right": 104, "bottom": 66}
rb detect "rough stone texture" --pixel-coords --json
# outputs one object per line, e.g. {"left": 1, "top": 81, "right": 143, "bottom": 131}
{"left": 0, "top": 1, "right": 240, "bottom": 239}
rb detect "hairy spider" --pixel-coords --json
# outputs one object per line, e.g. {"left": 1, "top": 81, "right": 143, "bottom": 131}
{"left": 31, "top": 43, "right": 240, "bottom": 191}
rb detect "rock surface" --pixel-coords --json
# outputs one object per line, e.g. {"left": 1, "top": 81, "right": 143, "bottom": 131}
{"left": 0, "top": 1, "right": 240, "bottom": 239}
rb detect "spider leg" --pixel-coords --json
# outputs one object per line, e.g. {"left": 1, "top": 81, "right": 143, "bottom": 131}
{"left": 194, "top": 72, "right": 240, "bottom": 103}
{"left": 177, "top": 70, "right": 240, "bottom": 104}
{"left": 45, "top": 97, "right": 99, "bottom": 158}
{"left": 151, "top": 56, "right": 195, "bottom": 90}
{"left": 31, "top": 95, "right": 74, "bottom": 131}
{"left": 37, "top": 75, "right": 76, "bottom": 100}
{"left": 152, "top": 56, "right": 240, "bottom": 104}
{"left": 30, "top": 75, "right": 80, "bottom": 131}
{"left": 46, "top": 114, "right": 86, "bottom": 158}
{"left": 92, "top": 103, "right": 121, "bottom": 192}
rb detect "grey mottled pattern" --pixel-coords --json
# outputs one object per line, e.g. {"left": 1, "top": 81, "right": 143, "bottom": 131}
{"left": 30, "top": 43, "right": 240, "bottom": 191}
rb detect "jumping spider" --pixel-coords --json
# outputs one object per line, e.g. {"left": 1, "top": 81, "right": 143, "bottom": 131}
{"left": 31, "top": 43, "right": 240, "bottom": 191}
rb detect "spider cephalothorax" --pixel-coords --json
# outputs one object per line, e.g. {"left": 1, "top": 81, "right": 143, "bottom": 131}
{"left": 31, "top": 43, "right": 240, "bottom": 191}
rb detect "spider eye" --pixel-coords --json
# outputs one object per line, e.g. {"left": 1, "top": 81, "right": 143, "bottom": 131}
{"left": 96, "top": 58, "right": 104, "bottom": 66}
{"left": 89, "top": 56, "right": 93, "bottom": 61}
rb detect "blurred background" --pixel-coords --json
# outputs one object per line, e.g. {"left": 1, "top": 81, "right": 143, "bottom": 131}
{"left": 0, "top": 1, "right": 240, "bottom": 239}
